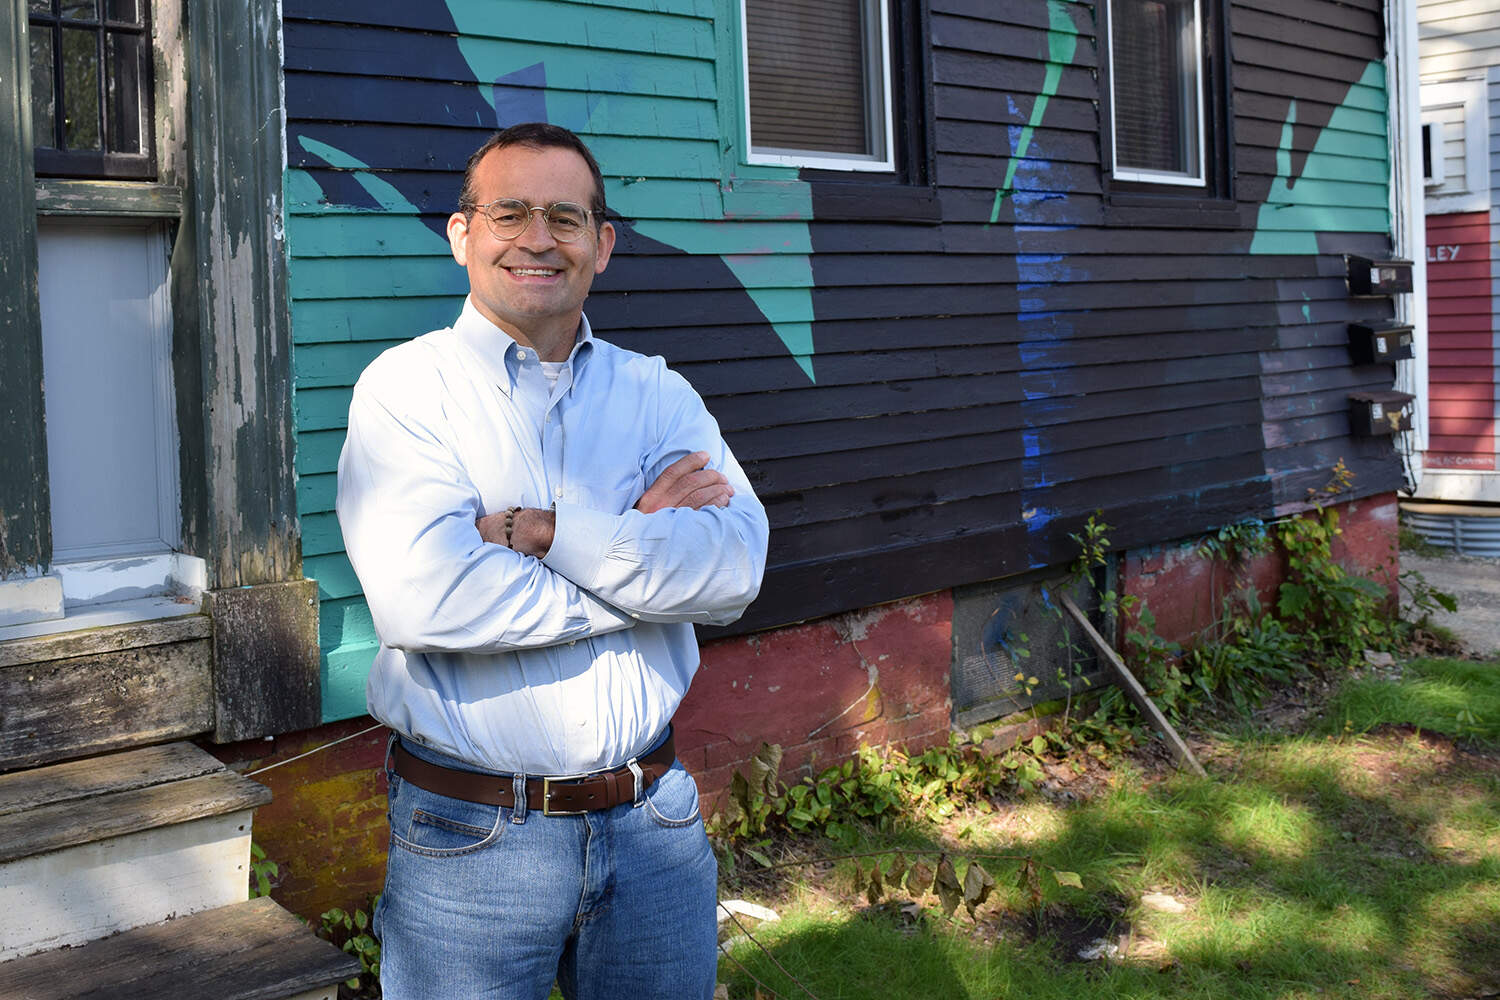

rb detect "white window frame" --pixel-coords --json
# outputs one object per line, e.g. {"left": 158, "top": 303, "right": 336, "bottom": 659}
{"left": 1420, "top": 77, "right": 1487, "bottom": 213}
{"left": 1107, "top": 0, "right": 1207, "bottom": 187}
{"left": 741, "top": 0, "right": 896, "bottom": 173}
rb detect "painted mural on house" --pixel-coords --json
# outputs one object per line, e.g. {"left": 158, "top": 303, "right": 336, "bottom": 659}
{"left": 282, "top": 0, "right": 1404, "bottom": 721}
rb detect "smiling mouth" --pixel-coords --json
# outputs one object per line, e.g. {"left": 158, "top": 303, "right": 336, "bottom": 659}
{"left": 506, "top": 266, "right": 559, "bottom": 277}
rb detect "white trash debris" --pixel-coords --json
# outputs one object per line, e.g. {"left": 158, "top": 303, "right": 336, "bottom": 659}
{"left": 1077, "top": 938, "right": 1119, "bottom": 961}
{"left": 1141, "top": 891, "right": 1188, "bottom": 913}
{"left": 716, "top": 899, "right": 780, "bottom": 925}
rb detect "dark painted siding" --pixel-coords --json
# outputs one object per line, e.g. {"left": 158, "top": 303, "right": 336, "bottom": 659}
{"left": 283, "top": 0, "right": 1402, "bottom": 718}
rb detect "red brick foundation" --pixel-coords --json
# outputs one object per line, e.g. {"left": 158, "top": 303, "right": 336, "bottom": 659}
{"left": 674, "top": 592, "right": 955, "bottom": 811}
{"left": 1118, "top": 492, "right": 1400, "bottom": 648}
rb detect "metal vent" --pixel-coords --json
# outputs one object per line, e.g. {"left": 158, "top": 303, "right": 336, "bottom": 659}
{"left": 1402, "top": 503, "right": 1500, "bottom": 558}
{"left": 950, "top": 573, "right": 1108, "bottom": 728}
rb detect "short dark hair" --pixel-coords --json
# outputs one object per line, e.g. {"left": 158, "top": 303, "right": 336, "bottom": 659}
{"left": 457, "top": 123, "right": 607, "bottom": 227}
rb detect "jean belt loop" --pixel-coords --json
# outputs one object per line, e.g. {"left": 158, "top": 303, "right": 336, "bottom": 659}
{"left": 626, "top": 756, "right": 646, "bottom": 807}
{"left": 383, "top": 732, "right": 398, "bottom": 775}
{"left": 510, "top": 771, "right": 529, "bottom": 824}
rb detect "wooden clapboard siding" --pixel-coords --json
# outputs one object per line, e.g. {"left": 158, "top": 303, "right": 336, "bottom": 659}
{"left": 284, "top": 0, "right": 1402, "bottom": 718}
{"left": 1424, "top": 211, "right": 1496, "bottom": 469}
{"left": 1418, "top": 0, "right": 1500, "bottom": 79}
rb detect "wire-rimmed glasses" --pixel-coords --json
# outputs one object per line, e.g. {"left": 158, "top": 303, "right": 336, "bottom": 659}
{"left": 463, "top": 198, "right": 595, "bottom": 243}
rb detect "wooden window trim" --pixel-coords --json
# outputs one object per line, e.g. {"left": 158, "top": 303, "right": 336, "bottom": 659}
{"left": 1098, "top": 0, "right": 1236, "bottom": 226}
{"left": 1, "top": 0, "right": 51, "bottom": 578}
{"left": 35, "top": 178, "right": 182, "bottom": 216}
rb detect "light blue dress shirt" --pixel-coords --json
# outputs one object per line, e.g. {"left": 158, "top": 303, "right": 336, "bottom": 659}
{"left": 336, "top": 299, "right": 769, "bottom": 776}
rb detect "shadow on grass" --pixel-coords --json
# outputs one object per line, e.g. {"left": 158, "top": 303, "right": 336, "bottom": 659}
{"left": 720, "top": 722, "right": 1500, "bottom": 1000}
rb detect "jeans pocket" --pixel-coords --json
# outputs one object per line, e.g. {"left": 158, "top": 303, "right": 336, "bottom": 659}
{"left": 644, "top": 763, "right": 701, "bottom": 828}
{"left": 389, "top": 774, "right": 506, "bottom": 857}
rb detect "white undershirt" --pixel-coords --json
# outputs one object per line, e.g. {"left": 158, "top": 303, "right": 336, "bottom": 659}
{"left": 540, "top": 360, "right": 566, "bottom": 390}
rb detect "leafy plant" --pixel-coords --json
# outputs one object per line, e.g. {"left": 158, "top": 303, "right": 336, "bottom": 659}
{"left": 718, "top": 737, "right": 1021, "bottom": 851}
{"left": 249, "top": 840, "right": 278, "bottom": 899}
{"left": 319, "top": 903, "right": 382, "bottom": 997}
{"left": 1183, "top": 591, "right": 1305, "bottom": 715}
{"left": 1275, "top": 505, "right": 1397, "bottom": 666}
{"left": 1398, "top": 568, "right": 1458, "bottom": 628}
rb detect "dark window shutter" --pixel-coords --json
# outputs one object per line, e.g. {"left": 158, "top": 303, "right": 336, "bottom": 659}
{"left": 747, "top": 0, "right": 869, "bottom": 155}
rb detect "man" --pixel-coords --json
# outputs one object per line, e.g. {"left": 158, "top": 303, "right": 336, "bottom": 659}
{"left": 336, "top": 122, "right": 769, "bottom": 999}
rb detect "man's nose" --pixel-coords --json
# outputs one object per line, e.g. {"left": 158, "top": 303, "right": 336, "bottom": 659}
{"left": 514, "top": 208, "right": 557, "bottom": 252}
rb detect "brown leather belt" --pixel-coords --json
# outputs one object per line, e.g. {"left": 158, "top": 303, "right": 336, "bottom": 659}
{"left": 391, "top": 732, "right": 676, "bottom": 816}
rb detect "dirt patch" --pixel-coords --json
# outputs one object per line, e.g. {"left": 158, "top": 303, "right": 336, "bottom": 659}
{"left": 1357, "top": 724, "right": 1500, "bottom": 778}
{"left": 985, "top": 899, "right": 1132, "bottom": 964}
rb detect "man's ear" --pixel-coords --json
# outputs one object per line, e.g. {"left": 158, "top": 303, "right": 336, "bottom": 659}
{"left": 594, "top": 220, "right": 616, "bottom": 275}
{"left": 447, "top": 212, "right": 471, "bottom": 266}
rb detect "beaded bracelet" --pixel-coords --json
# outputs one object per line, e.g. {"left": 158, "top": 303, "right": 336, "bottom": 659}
{"left": 503, "top": 506, "right": 521, "bottom": 549}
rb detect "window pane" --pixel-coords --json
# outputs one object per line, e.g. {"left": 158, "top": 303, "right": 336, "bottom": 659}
{"left": 105, "top": 0, "right": 140, "bottom": 23}
{"left": 30, "top": 29, "right": 56, "bottom": 147}
{"left": 29, "top": 0, "right": 54, "bottom": 13}
{"left": 61, "top": 26, "right": 100, "bottom": 150}
{"left": 1112, "top": 0, "right": 1199, "bottom": 176}
{"left": 60, "top": 0, "right": 97, "bottom": 20}
{"left": 747, "top": 0, "right": 872, "bottom": 156}
{"left": 106, "top": 30, "right": 143, "bottom": 154}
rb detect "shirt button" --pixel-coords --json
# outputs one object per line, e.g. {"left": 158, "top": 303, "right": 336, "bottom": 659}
{"left": 516, "top": 349, "right": 528, "bottom": 360}
{"left": 554, "top": 487, "right": 563, "bottom": 498}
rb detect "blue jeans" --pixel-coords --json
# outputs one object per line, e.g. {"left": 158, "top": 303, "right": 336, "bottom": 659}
{"left": 374, "top": 745, "right": 719, "bottom": 1000}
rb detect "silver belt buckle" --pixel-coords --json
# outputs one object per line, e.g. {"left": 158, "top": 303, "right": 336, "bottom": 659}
{"left": 540, "top": 776, "right": 588, "bottom": 816}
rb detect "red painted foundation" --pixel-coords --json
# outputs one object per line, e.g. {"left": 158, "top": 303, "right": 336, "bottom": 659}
{"left": 1118, "top": 492, "right": 1399, "bottom": 647}
{"left": 221, "top": 491, "right": 1398, "bottom": 923}
{"left": 674, "top": 592, "right": 955, "bottom": 809}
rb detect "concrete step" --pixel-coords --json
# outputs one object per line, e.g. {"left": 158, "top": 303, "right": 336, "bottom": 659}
{"left": 0, "top": 742, "right": 271, "bottom": 961}
{"left": 0, "top": 897, "right": 362, "bottom": 1000}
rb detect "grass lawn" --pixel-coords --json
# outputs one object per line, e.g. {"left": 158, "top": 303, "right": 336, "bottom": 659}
{"left": 716, "top": 659, "right": 1500, "bottom": 1000}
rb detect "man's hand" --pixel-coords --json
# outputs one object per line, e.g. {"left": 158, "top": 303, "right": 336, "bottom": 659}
{"left": 635, "top": 451, "right": 734, "bottom": 514}
{"left": 476, "top": 450, "right": 727, "bottom": 555}
{"left": 476, "top": 508, "right": 555, "bottom": 557}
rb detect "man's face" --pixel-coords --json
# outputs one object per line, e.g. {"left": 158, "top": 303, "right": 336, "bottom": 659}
{"left": 447, "top": 144, "right": 615, "bottom": 344}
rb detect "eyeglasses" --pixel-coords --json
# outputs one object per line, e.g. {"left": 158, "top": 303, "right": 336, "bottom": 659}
{"left": 464, "top": 198, "right": 595, "bottom": 243}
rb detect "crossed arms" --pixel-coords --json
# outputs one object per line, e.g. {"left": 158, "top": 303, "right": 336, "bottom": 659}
{"left": 477, "top": 451, "right": 736, "bottom": 555}
{"left": 336, "top": 357, "right": 768, "bottom": 655}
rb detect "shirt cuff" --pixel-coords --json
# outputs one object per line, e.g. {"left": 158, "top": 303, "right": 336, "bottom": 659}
{"left": 540, "top": 500, "right": 616, "bottom": 590}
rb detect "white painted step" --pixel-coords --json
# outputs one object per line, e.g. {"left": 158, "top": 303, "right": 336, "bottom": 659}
{"left": 0, "top": 897, "right": 361, "bottom": 1000}
{"left": 0, "top": 742, "right": 271, "bottom": 961}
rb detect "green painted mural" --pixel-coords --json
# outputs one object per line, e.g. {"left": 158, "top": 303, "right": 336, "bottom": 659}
{"left": 990, "top": 0, "right": 1078, "bottom": 221}
{"left": 1251, "top": 61, "right": 1389, "bottom": 255}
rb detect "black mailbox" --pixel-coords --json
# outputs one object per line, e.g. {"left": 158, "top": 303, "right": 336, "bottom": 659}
{"left": 1345, "top": 256, "right": 1414, "bottom": 296}
{"left": 1348, "top": 390, "right": 1415, "bottom": 436}
{"left": 1347, "top": 320, "right": 1415, "bottom": 364}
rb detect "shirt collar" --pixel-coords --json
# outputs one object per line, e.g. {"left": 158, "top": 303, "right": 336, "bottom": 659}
{"left": 451, "top": 297, "right": 595, "bottom": 396}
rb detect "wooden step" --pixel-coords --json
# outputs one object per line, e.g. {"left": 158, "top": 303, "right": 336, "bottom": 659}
{"left": 0, "top": 742, "right": 272, "bottom": 961}
{"left": 0, "top": 897, "right": 362, "bottom": 1000}
{"left": 0, "top": 614, "right": 213, "bottom": 771}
